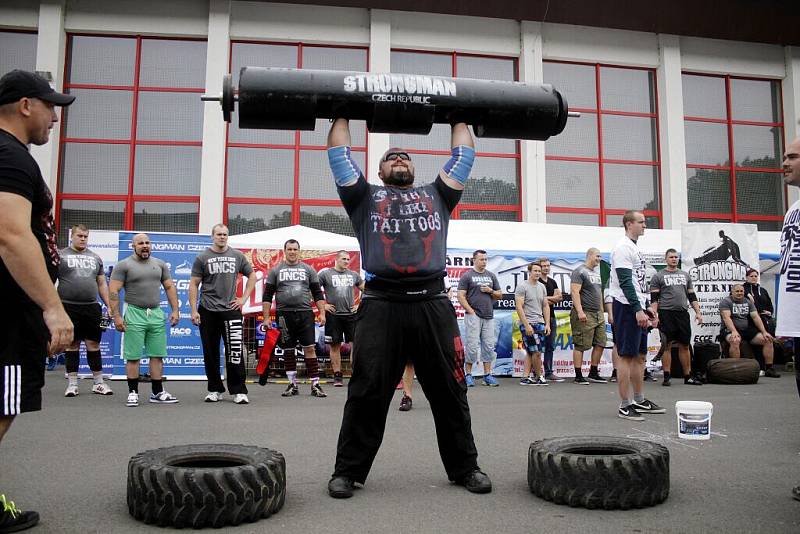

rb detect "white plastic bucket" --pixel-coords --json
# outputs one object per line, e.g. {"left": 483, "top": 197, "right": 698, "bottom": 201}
{"left": 675, "top": 401, "right": 713, "bottom": 440}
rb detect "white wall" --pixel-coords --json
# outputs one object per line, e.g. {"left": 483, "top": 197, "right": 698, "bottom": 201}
{"left": 8, "top": 0, "right": 797, "bottom": 235}
{"left": 231, "top": 1, "right": 368, "bottom": 44}
{"left": 0, "top": 0, "right": 39, "bottom": 29}
{"left": 65, "top": 0, "right": 209, "bottom": 36}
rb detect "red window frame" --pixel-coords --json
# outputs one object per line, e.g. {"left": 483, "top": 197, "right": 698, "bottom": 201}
{"left": 55, "top": 34, "right": 206, "bottom": 232}
{"left": 683, "top": 72, "right": 785, "bottom": 226}
{"left": 223, "top": 41, "right": 369, "bottom": 227}
{"left": 390, "top": 49, "right": 522, "bottom": 221}
{"left": 544, "top": 61, "right": 663, "bottom": 228}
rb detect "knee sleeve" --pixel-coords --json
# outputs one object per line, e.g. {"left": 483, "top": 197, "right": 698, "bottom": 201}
{"left": 86, "top": 350, "right": 103, "bottom": 373}
{"left": 305, "top": 356, "right": 319, "bottom": 379}
{"left": 65, "top": 350, "right": 80, "bottom": 373}
{"left": 283, "top": 348, "right": 297, "bottom": 372}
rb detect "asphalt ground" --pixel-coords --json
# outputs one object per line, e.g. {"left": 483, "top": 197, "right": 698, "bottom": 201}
{"left": 2, "top": 368, "right": 799, "bottom": 533}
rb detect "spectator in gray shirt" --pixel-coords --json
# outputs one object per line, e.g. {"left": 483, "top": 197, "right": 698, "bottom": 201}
{"left": 569, "top": 248, "right": 607, "bottom": 385}
{"left": 109, "top": 233, "right": 180, "bottom": 407}
{"left": 189, "top": 224, "right": 257, "bottom": 405}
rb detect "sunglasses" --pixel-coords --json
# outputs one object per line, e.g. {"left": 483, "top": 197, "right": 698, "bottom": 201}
{"left": 383, "top": 152, "right": 411, "bottom": 163}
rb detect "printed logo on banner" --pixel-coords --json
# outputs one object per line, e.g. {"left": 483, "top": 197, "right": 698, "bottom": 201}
{"left": 681, "top": 223, "right": 759, "bottom": 344}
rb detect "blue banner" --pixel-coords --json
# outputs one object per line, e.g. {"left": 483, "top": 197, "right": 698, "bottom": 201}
{"left": 113, "top": 232, "right": 212, "bottom": 379}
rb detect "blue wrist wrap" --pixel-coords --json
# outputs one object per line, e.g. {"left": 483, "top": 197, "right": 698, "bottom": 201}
{"left": 328, "top": 145, "right": 362, "bottom": 186}
{"left": 442, "top": 145, "right": 475, "bottom": 185}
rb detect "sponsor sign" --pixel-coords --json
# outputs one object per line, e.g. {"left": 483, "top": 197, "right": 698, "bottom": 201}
{"left": 681, "top": 223, "right": 759, "bottom": 344}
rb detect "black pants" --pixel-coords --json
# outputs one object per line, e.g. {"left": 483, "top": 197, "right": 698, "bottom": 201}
{"left": 199, "top": 306, "right": 247, "bottom": 395}
{"left": 333, "top": 296, "right": 479, "bottom": 484}
{"left": 794, "top": 338, "right": 799, "bottom": 399}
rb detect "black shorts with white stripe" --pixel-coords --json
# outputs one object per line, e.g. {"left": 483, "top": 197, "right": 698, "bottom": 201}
{"left": 1, "top": 305, "right": 47, "bottom": 415}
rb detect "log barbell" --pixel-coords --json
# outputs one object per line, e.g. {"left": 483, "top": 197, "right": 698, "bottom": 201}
{"left": 202, "top": 67, "right": 578, "bottom": 141}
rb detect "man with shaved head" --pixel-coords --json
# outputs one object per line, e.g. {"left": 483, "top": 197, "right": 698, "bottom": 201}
{"left": 109, "top": 233, "right": 180, "bottom": 407}
{"left": 570, "top": 247, "right": 608, "bottom": 384}
{"left": 779, "top": 136, "right": 800, "bottom": 501}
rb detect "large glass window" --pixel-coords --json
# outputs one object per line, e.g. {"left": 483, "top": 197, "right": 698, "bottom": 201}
{"left": 683, "top": 73, "right": 784, "bottom": 230}
{"left": 543, "top": 62, "right": 661, "bottom": 227}
{"left": 0, "top": 30, "right": 37, "bottom": 74}
{"left": 225, "top": 42, "right": 368, "bottom": 236}
{"left": 57, "top": 35, "right": 206, "bottom": 243}
{"left": 389, "top": 50, "right": 521, "bottom": 221}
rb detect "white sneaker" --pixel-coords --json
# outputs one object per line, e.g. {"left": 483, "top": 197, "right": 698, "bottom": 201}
{"left": 536, "top": 376, "right": 548, "bottom": 386}
{"left": 759, "top": 370, "right": 766, "bottom": 377}
{"left": 64, "top": 384, "right": 79, "bottom": 397}
{"left": 204, "top": 391, "right": 223, "bottom": 403}
{"left": 149, "top": 391, "right": 179, "bottom": 404}
{"left": 233, "top": 393, "right": 249, "bottom": 405}
{"left": 126, "top": 392, "right": 139, "bottom": 407}
{"left": 91, "top": 383, "right": 113, "bottom": 395}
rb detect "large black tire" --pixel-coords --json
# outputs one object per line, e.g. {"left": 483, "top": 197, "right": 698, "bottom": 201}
{"left": 707, "top": 358, "right": 760, "bottom": 384}
{"left": 127, "top": 444, "right": 286, "bottom": 528}
{"left": 528, "top": 436, "right": 669, "bottom": 510}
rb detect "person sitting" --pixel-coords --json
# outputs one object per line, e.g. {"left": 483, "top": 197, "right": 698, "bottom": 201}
{"left": 718, "top": 284, "right": 779, "bottom": 378}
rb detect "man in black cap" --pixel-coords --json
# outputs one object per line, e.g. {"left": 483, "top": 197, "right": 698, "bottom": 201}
{"left": 0, "top": 69, "right": 75, "bottom": 532}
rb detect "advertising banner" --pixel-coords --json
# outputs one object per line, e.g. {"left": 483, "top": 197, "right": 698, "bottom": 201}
{"left": 114, "top": 232, "right": 212, "bottom": 379}
{"left": 681, "top": 223, "right": 759, "bottom": 345}
{"left": 446, "top": 250, "right": 654, "bottom": 378}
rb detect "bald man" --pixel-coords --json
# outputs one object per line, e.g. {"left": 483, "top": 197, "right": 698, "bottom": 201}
{"left": 109, "top": 233, "right": 180, "bottom": 407}
{"left": 570, "top": 248, "right": 608, "bottom": 384}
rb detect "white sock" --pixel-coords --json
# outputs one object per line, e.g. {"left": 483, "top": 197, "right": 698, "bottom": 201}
{"left": 287, "top": 371, "right": 297, "bottom": 385}
{"left": 92, "top": 372, "right": 104, "bottom": 385}
{"left": 68, "top": 372, "right": 78, "bottom": 387}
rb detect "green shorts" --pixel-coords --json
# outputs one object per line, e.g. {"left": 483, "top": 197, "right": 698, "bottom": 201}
{"left": 123, "top": 304, "right": 167, "bottom": 360}
{"left": 570, "top": 308, "right": 607, "bottom": 351}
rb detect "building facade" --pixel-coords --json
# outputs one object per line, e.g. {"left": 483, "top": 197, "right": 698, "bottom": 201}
{"left": 2, "top": 0, "right": 798, "bottom": 243}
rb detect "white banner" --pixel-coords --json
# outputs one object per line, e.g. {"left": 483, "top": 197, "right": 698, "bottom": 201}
{"left": 681, "top": 223, "right": 759, "bottom": 344}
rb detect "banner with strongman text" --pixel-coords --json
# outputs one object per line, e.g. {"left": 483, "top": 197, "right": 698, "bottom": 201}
{"left": 681, "top": 223, "right": 759, "bottom": 345}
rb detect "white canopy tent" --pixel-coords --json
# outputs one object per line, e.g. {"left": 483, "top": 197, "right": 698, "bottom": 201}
{"left": 228, "top": 224, "right": 359, "bottom": 251}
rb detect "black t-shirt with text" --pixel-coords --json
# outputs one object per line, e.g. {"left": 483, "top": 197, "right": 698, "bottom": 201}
{"left": 0, "top": 129, "right": 59, "bottom": 305}
{"left": 338, "top": 175, "right": 460, "bottom": 283}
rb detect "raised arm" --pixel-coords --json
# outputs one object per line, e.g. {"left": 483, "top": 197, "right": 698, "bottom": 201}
{"left": 327, "top": 118, "right": 352, "bottom": 148}
{"left": 440, "top": 123, "right": 475, "bottom": 191}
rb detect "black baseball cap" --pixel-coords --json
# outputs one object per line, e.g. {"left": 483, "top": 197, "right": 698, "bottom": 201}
{"left": 0, "top": 70, "right": 75, "bottom": 106}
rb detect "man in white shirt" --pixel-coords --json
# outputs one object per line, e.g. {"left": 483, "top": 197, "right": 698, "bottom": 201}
{"left": 608, "top": 211, "right": 664, "bottom": 421}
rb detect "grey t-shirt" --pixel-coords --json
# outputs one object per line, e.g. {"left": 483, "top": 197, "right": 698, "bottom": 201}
{"left": 570, "top": 265, "right": 603, "bottom": 312}
{"left": 319, "top": 268, "right": 363, "bottom": 315}
{"left": 719, "top": 296, "right": 754, "bottom": 332}
{"left": 57, "top": 247, "right": 103, "bottom": 304}
{"left": 266, "top": 261, "right": 320, "bottom": 312}
{"left": 649, "top": 269, "right": 693, "bottom": 311}
{"left": 458, "top": 268, "right": 500, "bottom": 319}
{"left": 191, "top": 247, "right": 253, "bottom": 312}
{"left": 111, "top": 255, "right": 171, "bottom": 309}
{"left": 515, "top": 280, "right": 546, "bottom": 324}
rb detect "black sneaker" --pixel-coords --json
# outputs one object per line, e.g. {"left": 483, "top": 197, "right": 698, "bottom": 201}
{"left": 281, "top": 384, "right": 299, "bottom": 397}
{"left": 573, "top": 376, "right": 589, "bottom": 385}
{"left": 684, "top": 376, "right": 703, "bottom": 385}
{"left": 644, "top": 370, "right": 658, "bottom": 382}
{"left": 0, "top": 494, "right": 39, "bottom": 532}
{"left": 662, "top": 377, "right": 671, "bottom": 386}
{"left": 587, "top": 374, "right": 607, "bottom": 384}
{"left": 618, "top": 405, "right": 644, "bottom": 421}
{"left": 455, "top": 469, "right": 492, "bottom": 494}
{"left": 764, "top": 368, "right": 781, "bottom": 378}
{"left": 311, "top": 383, "right": 327, "bottom": 397}
{"left": 399, "top": 394, "right": 412, "bottom": 411}
{"left": 333, "top": 373, "right": 344, "bottom": 387}
{"left": 792, "top": 485, "right": 800, "bottom": 502}
{"left": 609, "top": 370, "right": 618, "bottom": 383}
{"left": 328, "top": 476, "right": 355, "bottom": 499}
{"left": 632, "top": 398, "right": 666, "bottom": 414}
